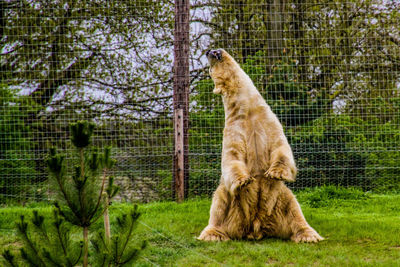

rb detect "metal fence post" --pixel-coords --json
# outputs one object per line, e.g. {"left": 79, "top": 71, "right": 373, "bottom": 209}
{"left": 173, "top": 0, "right": 190, "bottom": 202}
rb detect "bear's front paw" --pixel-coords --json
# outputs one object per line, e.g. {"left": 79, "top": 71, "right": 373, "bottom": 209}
{"left": 291, "top": 228, "right": 324, "bottom": 243}
{"left": 265, "top": 165, "right": 295, "bottom": 182}
{"left": 213, "top": 87, "right": 222, "bottom": 94}
{"left": 230, "top": 176, "right": 255, "bottom": 195}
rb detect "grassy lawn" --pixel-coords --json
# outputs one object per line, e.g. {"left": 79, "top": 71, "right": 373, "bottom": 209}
{"left": 1, "top": 187, "right": 400, "bottom": 266}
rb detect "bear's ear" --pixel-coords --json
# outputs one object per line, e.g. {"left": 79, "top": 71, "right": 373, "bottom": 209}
{"left": 213, "top": 87, "right": 222, "bottom": 94}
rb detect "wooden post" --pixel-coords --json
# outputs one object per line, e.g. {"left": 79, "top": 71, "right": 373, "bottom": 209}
{"left": 174, "top": 109, "right": 185, "bottom": 202}
{"left": 173, "top": 0, "right": 190, "bottom": 202}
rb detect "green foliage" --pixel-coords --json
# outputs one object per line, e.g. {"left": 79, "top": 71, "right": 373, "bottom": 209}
{"left": 46, "top": 121, "right": 112, "bottom": 229}
{"left": 243, "top": 51, "right": 330, "bottom": 126}
{"left": 102, "top": 147, "right": 117, "bottom": 170}
{"left": 300, "top": 186, "right": 369, "bottom": 208}
{"left": 0, "top": 84, "right": 40, "bottom": 203}
{"left": 365, "top": 120, "right": 400, "bottom": 193}
{"left": 70, "top": 121, "right": 96, "bottom": 148}
{"left": 287, "top": 114, "right": 400, "bottom": 191}
{"left": 2, "top": 249, "right": 16, "bottom": 267}
{"left": 47, "top": 148, "right": 65, "bottom": 177}
{"left": 106, "top": 176, "right": 120, "bottom": 200}
{"left": 4, "top": 210, "right": 83, "bottom": 267}
{"left": 207, "top": 0, "right": 271, "bottom": 63}
{"left": 1, "top": 1, "right": 175, "bottom": 204}
{"left": 288, "top": 115, "right": 369, "bottom": 188}
{"left": 189, "top": 79, "right": 223, "bottom": 196}
{"left": 91, "top": 205, "right": 146, "bottom": 266}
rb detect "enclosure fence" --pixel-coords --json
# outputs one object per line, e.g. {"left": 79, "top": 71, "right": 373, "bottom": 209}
{"left": 1, "top": 0, "right": 399, "bottom": 203}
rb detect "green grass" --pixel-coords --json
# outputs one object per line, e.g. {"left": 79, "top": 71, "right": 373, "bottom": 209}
{"left": 1, "top": 187, "right": 400, "bottom": 266}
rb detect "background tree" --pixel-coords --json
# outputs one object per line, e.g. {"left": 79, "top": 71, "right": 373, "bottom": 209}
{"left": 1, "top": 0, "right": 174, "bottom": 118}
{"left": 0, "top": 0, "right": 177, "bottom": 200}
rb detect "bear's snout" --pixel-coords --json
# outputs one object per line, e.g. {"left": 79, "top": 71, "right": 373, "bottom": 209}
{"left": 206, "top": 49, "right": 222, "bottom": 61}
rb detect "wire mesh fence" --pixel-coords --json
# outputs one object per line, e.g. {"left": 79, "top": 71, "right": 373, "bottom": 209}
{"left": 1, "top": 0, "right": 399, "bottom": 203}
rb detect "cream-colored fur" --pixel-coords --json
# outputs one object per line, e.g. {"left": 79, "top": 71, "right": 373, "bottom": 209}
{"left": 198, "top": 49, "right": 323, "bottom": 243}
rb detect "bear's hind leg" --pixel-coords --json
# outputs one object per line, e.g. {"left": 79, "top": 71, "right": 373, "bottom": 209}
{"left": 197, "top": 184, "right": 231, "bottom": 241}
{"left": 287, "top": 197, "right": 324, "bottom": 243}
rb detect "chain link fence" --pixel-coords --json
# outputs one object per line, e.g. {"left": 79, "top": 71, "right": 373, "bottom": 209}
{"left": 1, "top": 0, "right": 399, "bottom": 203}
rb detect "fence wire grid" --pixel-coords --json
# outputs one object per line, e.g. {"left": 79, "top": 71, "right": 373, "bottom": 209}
{"left": 1, "top": 0, "right": 399, "bottom": 203}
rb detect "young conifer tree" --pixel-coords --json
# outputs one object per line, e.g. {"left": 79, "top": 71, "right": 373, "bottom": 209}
{"left": 2, "top": 121, "right": 145, "bottom": 267}
{"left": 3, "top": 209, "right": 83, "bottom": 267}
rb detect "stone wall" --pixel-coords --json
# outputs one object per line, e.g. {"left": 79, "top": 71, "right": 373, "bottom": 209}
{"left": 114, "top": 176, "right": 162, "bottom": 203}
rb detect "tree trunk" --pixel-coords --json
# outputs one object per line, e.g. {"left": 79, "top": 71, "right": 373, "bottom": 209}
{"left": 265, "top": 0, "right": 285, "bottom": 69}
{"left": 104, "top": 197, "right": 111, "bottom": 246}
{"left": 83, "top": 226, "right": 89, "bottom": 267}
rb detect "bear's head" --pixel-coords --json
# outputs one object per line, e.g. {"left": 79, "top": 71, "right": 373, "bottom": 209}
{"left": 206, "top": 49, "right": 231, "bottom": 67}
{"left": 206, "top": 49, "right": 244, "bottom": 95}
{"left": 206, "top": 49, "right": 222, "bottom": 63}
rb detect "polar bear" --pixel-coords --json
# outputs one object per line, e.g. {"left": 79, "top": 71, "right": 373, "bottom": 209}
{"left": 198, "top": 49, "right": 323, "bottom": 243}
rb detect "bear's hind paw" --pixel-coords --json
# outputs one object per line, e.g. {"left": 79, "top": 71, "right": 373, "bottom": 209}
{"left": 247, "top": 232, "right": 263, "bottom": 240}
{"left": 291, "top": 228, "right": 324, "bottom": 243}
{"left": 197, "top": 227, "right": 230, "bottom": 242}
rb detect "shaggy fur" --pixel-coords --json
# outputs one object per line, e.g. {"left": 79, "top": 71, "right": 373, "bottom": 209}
{"left": 198, "top": 49, "right": 323, "bottom": 243}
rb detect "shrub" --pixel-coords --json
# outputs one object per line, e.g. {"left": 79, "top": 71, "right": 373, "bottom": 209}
{"left": 0, "top": 85, "right": 40, "bottom": 203}
{"left": 301, "top": 186, "right": 369, "bottom": 208}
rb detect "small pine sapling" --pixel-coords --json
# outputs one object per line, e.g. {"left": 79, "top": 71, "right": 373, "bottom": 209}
{"left": 48, "top": 121, "right": 104, "bottom": 266}
{"left": 3, "top": 210, "right": 82, "bottom": 267}
{"left": 91, "top": 205, "right": 147, "bottom": 266}
{"left": 2, "top": 121, "right": 145, "bottom": 267}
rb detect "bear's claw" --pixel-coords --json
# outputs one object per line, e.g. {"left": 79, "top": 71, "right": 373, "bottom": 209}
{"left": 265, "top": 166, "right": 295, "bottom": 182}
{"left": 231, "top": 176, "right": 255, "bottom": 194}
